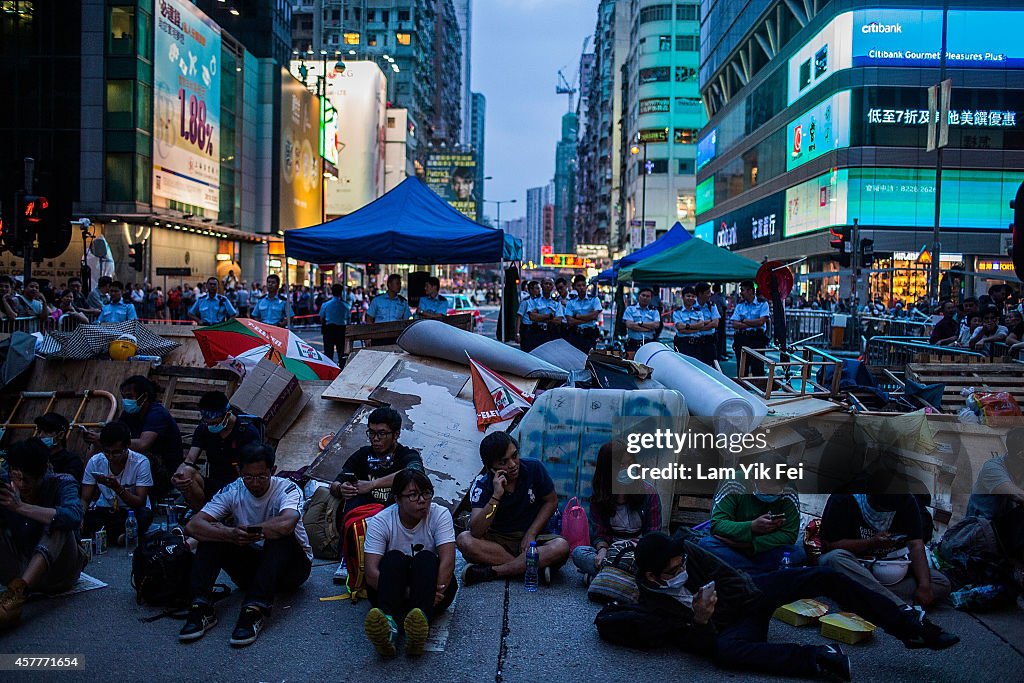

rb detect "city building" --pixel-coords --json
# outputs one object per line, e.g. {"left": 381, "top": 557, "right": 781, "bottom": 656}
{"left": 697, "top": 1, "right": 1024, "bottom": 304}
{"left": 385, "top": 107, "right": 415, "bottom": 192}
{"left": 454, "top": 0, "right": 473, "bottom": 148}
{"left": 553, "top": 112, "right": 579, "bottom": 254}
{"left": 470, "top": 91, "right": 486, "bottom": 208}
{"left": 618, "top": 0, "right": 705, "bottom": 251}
{"left": 524, "top": 184, "right": 552, "bottom": 265}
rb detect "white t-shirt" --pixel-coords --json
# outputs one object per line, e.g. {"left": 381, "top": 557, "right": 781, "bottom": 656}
{"left": 83, "top": 450, "right": 154, "bottom": 509}
{"left": 364, "top": 503, "right": 456, "bottom": 558}
{"left": 201, "top": 477, "right": 313, "bottom": 560}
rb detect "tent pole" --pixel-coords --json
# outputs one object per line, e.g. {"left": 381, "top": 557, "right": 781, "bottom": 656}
{"left": 283, "top": 253, "right": 291, "bottom": 329}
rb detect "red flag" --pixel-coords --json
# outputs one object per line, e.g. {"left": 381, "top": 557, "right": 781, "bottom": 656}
{"left": 468, "top": 356, "right": 534, "bottom": 431}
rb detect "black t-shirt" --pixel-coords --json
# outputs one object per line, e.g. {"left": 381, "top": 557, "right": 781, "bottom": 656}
{"left": 820, "top": 494, "right": 923, "bottom": 547}
{"left": 122, "top": 402, "right": 184, "bottom": 472}
{"left": 469, "top": 458, "right": 555, "bottom": 534}
{"left": 50, "top": 448, "right": 84, "bottom": 484}
{"left": 337, "top": 444, "right": 424, "bottom": 505}
{"left": 191, "top": 418, "right": 263, "bottom": 498}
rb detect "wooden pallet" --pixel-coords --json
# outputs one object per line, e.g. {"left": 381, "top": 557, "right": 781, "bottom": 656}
{"left": 906, "top": 363, "right": 1024, "bottom": 412}
{"left": 151, "top": 366, "right": 240, "bottom": 441}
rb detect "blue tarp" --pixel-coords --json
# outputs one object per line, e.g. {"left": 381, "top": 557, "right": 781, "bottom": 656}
{"left": 283, "top": 177, "right": 522, "bottom": 264}
{"left": 594, "top": 222, "right": 692, "bottom": 283}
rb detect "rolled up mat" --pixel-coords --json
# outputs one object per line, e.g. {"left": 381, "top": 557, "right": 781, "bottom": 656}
{"left": 397, "top": 319, "right": 569, "bottom": 380}
{"left": 635, "top": 342, "right": 767, "bottom": 432}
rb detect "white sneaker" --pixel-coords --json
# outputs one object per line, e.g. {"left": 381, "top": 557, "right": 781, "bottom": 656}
{"left": 333, "top": 559, "right": 348, "bottom": 586}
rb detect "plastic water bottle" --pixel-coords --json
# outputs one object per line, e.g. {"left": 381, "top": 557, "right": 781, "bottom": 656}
{"left": 125, "top": 510, "right": 139, "bottom": 558}
{"left": 779, "top": 551, "right": 792, "bottom": 571}
{"left": 524, "top": 542, "right": 539, "bottom": 592}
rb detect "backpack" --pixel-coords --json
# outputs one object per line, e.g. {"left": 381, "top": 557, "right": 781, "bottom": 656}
{"left": 587, "top": 540, "right": 640, "bottom": 605}
{"left": 130, "top": 528, "right": 195, "bottom": 609}
{"left": 936, "top": 516, "right": 1009, "bottom": 587}
{"left": 303, "top": 485, "right": 342, "bottom": 560}
{"left": 341, "top": 503, "right": 384, "bottom": 602}
{"left": 560, "top": 497, "right": 590, "bottom": 550}
{"left": 594, "top": 601, "right": 684, "bottom": 649}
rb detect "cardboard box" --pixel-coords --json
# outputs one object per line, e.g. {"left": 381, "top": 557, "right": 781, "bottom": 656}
{"left": 231, "top": 359, "right": 304, "bottom": 440}
{"left": 820, "top": 612, "right": 877, "bottom": 645}
{"left": 772, "top": 599, "right": 830, "bottom": 626}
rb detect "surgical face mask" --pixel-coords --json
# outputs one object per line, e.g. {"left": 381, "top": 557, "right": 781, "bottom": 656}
{"left": 207, "top": 415, "right": 229, "bottom": 434}
{"left": 40, "top": 436, "right": 55, "bottom": 448}
{"left": 663, "top": 569, "right": 688, "bottom": 589}
{"left": 616, "top": 468, "right": 634, "bottom": 485}
{"left": 121, "top": 398, "right": 141, "bottom": 414}
{"left": 754, "top": 493, "right": 781, "bottom": 504}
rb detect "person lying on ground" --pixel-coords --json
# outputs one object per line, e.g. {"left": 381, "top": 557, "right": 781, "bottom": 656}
{"left": 457, "top": 432, "right": 570, "bottom": 585}
{"left": 572, "top": 440, "right": 661, "bottom": 580}
{"left": 179, "top": 444, "right": 312, "bottom": 647}
{"left": 0, "top": 439, "right": 87, "bottom": 629}
{"left": 80, "top": 422, "right": 154, "bottom": 543}
{"left": 363, "top": 469, "right": 457, "bottom": 658}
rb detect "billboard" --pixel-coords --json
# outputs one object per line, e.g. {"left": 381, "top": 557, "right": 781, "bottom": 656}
{"left": 787, "top": 12, "right": 854, "bottom": 104}
{"left": 784, "top": 169, "right": 849, "bottom": 238}
{"left": 423, "top": 152, "right": 479, "bottom": 222}
{"left": 322, "top": 102, "right": 339, "bottom": 166}
{"left": 696, "top": 176, "right": 715, "bottom": 215}
{"left": 695, "top": 220, "right": 714, "bottom": 243}
{"left": 786, "top": 90, "right": 850, "bottom": 171}
{"left": 713, "top": 193, "right": 784, "bottom": 251}
{"left": 851, "top": 8, "right": 943, "bottom": 68}
{"left": 152, "top": 0, "right": 221, "bottom": 214}
{"left": 696, "top": 128, "right": 717, "bottom": 170}
{"left": 278, "top": 69, "right": 322, "bottom": 231}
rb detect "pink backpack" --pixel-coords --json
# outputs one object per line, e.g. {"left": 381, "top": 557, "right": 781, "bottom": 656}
{"left": 560, "top": 497, "right": 591, "bottom": 550}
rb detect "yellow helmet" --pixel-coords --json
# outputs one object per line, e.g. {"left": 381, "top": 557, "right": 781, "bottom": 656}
{"left": 108, "top": 334, "right": 138, "bottom": 361}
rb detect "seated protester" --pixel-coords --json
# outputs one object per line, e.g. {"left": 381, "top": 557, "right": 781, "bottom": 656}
{"left": 631, "top": 533, "right": 959, "bottom": 680}
{"left": 697, "top": 454, "right": 804, "bottom": 575}
{"left": 34, "top": 412, "right": 84, "bottom": 483}
{"left": 929, "top": 300, "right": 959, "bottom": 346}
{"left": 969, "top": 306, "right": 1008, "bottom": 356}
{"left": 819, "top": 494, "right": 951, "bottom": 608}
{"left": 571, "top": 440, "right": 661, "bottom": 579}
{"left": 180, "top": 444, "right": 312, "bottom": 647}
{"left": 329, "top": 407, "right": 424, "bottom": 583}
{"left": 965, "top": 427, "right": 1024, "bottom": 569}
{"left": 172, "top": 391, "right": 263, "bottom": 512}
{"left": 457, "top": 432, "right": 570, "bottom": 585}
{"left": 81, "top": 422, "right": 154, "bottom": 543}
{"left": 954, "top": 312, "right": 982, "bottom": 347}
{"left": 1004, "top": 309, "right": 1024, "bottom": 358}
{"left": 0, "top": 439, "right": 87, "bottom": 628}
{"left": 363, "top": 470, "right": 457, "bottom": 658}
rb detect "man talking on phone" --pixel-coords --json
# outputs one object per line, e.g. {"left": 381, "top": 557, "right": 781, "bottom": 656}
{"left": 180, "top": 444, "right": 312, "bottom": 648}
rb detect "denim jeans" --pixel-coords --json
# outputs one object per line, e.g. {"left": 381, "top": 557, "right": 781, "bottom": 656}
{"left": 698, "top": 535, "right": 806, "bottom": 575}
{"left": 190, "top": 536, "right": 311, "bottom": 611}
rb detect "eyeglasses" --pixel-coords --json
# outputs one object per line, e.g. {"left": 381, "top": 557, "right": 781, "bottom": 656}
{"left": 366, "top": 429, "right": 394, "bottom": 441}
{"left": 400, "top": 491, "right": 432, "bottom": 502}
{"left": 241, "top": 474, "right": 271, "bottom": 482}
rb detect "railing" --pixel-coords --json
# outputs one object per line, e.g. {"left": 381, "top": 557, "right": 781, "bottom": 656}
{"left": 863, "top": 335, "right": 986, "bottom": 374}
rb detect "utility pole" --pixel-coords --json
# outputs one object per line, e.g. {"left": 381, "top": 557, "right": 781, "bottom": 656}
{"left": 22, "top": 157, "right": 35, "bottom": 283}
{"left": 851, "top": 218, "right": 860, "bottom": 306}
{"left": 929, "top": 0, "right": 951, "bottom": 305}
{"left": 640, "top": 143, "right": 648, "bottom": 247}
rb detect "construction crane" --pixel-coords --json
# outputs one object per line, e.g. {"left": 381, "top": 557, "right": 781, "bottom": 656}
{"left": 556, "top": 35, "right": 592, "bottom": 112}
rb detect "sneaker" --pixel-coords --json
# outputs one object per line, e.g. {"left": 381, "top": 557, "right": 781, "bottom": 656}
{"left": 364, "top": 607, "right": 397, "bottom": 657}
{"left": 333, "top": 558, "right": 349, "bottom": 586}
{"left": 541, "top": 566, "right": 552, "bottom": 585}
{"left": 902, "top": 618, "right": 960, "bottom": 651}
{"left": 462, "top": 564, "right": 497, "bottom": 586}
{"left": 815, "top": 644, "right": 852, "bottom": 682}
{"left": 403, "top": 608, "right": 430, "bottom": 657}
{"left": 0, "top": 579, "right": 27, "bottom": 629}
{"left": 229, "top": 606, "right": 266, "bottom": 647}
{"left": 178, "top": 603, "right": 218, "bottom": 642}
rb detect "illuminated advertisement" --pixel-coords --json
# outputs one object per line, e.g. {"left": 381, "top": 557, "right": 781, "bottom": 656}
{"left": 322, "top": 102, "right": 339, "bottom": 166}
{"left": 541, "top": 253, "right": 594, "bottom": 269}
{"left": 278, "top": 69, "right": 322, "bottom": 231}
{"left": 695, "top": 220, "right": 714, "bottom": 243}
{"left": 696, "top": 176, "right": 715, "bottom": 215}
{"left": 946, "top": 10, "right": 1024, "bottom": 69}
{"left": 851, "top": 8, "right": 943, "bottom": 68}
{"left": 696, "top": 128, "right": 717, "bottom": 170}
{"left": 787, "top": 13, "right": 854, "bottom": 104}
{"left": 784, "top": 169, "right": 849, "bottom": 238}
{"left": 152, "top": 0, "right": 221, "bottom": 214}
{"left": 786, "top": 91, "right": 851, "bottom": 171}
{"left": 424, "top": 152, "right": 479, "bottom": 221}
{"left": 713, "top": 193, "right": 784, "bottom": 251}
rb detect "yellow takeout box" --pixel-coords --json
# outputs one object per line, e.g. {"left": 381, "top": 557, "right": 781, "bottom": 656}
{"left": 820, "top": 612, "right": 877, "bottom": 644}
{"left": 772, "top": 599, "right": 830, "bottom": 626}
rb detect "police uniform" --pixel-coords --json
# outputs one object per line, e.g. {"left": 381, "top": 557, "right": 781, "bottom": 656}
{"left": 319, "top": 295, "right": 352, "bottom": 363}
{"left": 366, "top": 293, "right": 411, "bottom": 346}
{"left": 623, "top": 303, "right": 661, "bottom": 354}
{"left": 730, "top": 297, "right": 771, "bottom": 377}
{"left": 518, "top": 296, "right": 563, "bottom": 352}
{"left": 251, "top": 293, "right": 292, "bottom": 327}
{"left": 672, "top": 304, "right": 711, "bottom": 363}
{"left": 564, "top": 295, "right": 603, "bottom": 353}
{"left": 697, "top": 300, "right": 721, "bottom": 365}
{"left": 189, "top": 293, "right": 238, "bottom": 325}
{"left": 98, "top": 301, "right": 137, "bottom": 323}
{"left": 416, "top": 294, "right": 450, "bottom": 318}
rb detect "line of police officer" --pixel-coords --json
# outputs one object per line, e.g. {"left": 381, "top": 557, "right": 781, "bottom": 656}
{"left": 516, "top": 275, "right": 604, "bottom": 354}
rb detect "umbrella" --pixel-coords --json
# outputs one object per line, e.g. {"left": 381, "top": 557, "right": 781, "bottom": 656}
{"left": 193, "top": 319, "right": 340, "bottom": 380}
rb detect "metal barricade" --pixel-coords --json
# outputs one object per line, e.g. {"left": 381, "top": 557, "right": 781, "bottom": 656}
{"left": 783, "top": 310, "right": 832, "bottom": 347}
{"left": 863, "top": 336, "right": 985, "bottom": 374}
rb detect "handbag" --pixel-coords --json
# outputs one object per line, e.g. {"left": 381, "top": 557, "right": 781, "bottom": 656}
{"left": 587, "top": 540, "right": 640, "bottom": 604}
{"left": 560, "top": 497, "right": 591, "bottom": 550}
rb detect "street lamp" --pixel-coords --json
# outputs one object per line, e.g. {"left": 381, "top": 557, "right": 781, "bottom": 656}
{"left": 630, "top": 136, "right": 650, "bottom": 248}
{"left": 485, "top": 199, "right": 517, "bottom": 228}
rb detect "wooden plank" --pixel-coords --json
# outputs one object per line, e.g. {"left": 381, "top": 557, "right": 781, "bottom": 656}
{"left": 154, "top": 365, "right": 240, "bottom": 381}
{"left": 321, "top": 349, "right": 402, "bottom": 404}
{"left": 274, "top": 381, "right": 356, "bottom": 473}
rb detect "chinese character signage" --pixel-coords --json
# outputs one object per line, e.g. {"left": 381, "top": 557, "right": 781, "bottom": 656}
{"left": 787, "top": 91, "right": 851, "bottom": 171}
{"left": 540, "top": 253, "right": 594, "bottom": 269}
{"left": 784, "top": 169, "right": 849, "bottom": 238}
{"left": 423, "top": 152, "right": 479, "bottom": 221}
{"left": 713, "top": 194, "right": 784, "bottom": 251}
{"left": 866, "top": 108, "right": 1018, "bottom": 128}
{"left": 153, "top": 0, "right": 221, "bottom": 214}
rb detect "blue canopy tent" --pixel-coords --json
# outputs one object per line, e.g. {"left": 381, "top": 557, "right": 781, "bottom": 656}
{"left": 283, "top": 177, "right": 522, "bottom": 264}
{"left": 594, "top": 222, "right": 692, "bottom": 284}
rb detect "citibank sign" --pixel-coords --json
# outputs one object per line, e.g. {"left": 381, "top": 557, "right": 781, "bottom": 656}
{"left": 861, "top": 22, "right": 903, "bottom": 34}
{"left": 716, "top": 221, "right": 738, "bottom": 248}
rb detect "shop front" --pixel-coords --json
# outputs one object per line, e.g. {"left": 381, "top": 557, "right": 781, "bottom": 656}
{"left": 974, "top": 257, "right": 1020, "bottom": 298}
{"left": 867, "top": 251, "right": 964, "bottom": 306}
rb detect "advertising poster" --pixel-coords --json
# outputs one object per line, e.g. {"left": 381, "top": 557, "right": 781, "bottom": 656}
{"left": 278, "top": 69, "right": 322, "bottom": 231}
{"left": 424, "top": 152, "right": 479, "bottom": 221}
{"left": 713, "top": 193, "right": 784, "bottom": 251}
{"left": 787, "top": 91, "right": 850, "bottom": 172}
{"left": 946, "top": 10, "right": 1024, "bottom": 69}
{"left": 152, "top": 0, "right": 221, "bottom": 214}
{"left": 322, "top": 102, "right": 339, "bottom": 166}
{"left": 784, "top": 169, "right": 849, "bottom": 238}
{"left": 851, "top": 8, "right": 943, "bottom": 68}
{"left": 787, "top": 12, "right": 854, "bottom": 104}
{"left": 696, "top": 128, "right": 718, "bottom": 170}
{"left": 696, "top": 176, "right": 715, "bottom": 215}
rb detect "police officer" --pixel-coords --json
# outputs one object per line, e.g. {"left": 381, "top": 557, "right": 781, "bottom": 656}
{"left": 516, "top": 280, "right": 542, "bottom": 352}
{"left": 672, "top": 286, "right": 707, "bottom": 362}
{"left": 623, "top": 287, "right": 661, "bottom": 356}
{"left": 319, "top": 283, "right": 351, "bottom": 365}
{"left": 564, "top": 275, "right": 602, "bottom": 353}
{"left": 695, "top": 282, "right": 721, "bottom": 365}
{"left": 730, "top": 280, "right": 770, "bottom": 378}
{"left": 250, "top": 274, "right": 292, "bottom": 327}
{"left": 366, "top": 273, "right": 411, "bottom": 346}
{"left": 416, "top": 276, "right": 449, "bottom": 320}
{"left": 537, "top": 277, "right": 566, "bottom": 343}
{"left": 189, "top": 276, "right": 238, "bottom": 325}
{"left": 516, "top": 280, "right": 563, "bottom": 352}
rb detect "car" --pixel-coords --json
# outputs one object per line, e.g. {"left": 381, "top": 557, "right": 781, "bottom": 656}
{"left": 441, "top": 292, "right": 483, "bottom": 328}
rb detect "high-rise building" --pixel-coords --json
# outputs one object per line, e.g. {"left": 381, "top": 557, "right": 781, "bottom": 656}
{"left": 619, "top": 0, "right": 705, "bottom": 251}
{"left": 697, "top": 1, "right": 1024, "bottom": 305}
{"left": 470, "top": 92, "right": 486, "bottom": 208}
{"left": 454, "top": 1, "right": 473, "bottom": 147}
{"left": 553, "top": 112, "right": 579, "bottom": 254}
{"left": 525, "top": 184, "right": 551, "bottom": 265}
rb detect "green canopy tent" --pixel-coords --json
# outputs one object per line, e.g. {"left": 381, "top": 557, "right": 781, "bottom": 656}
{"left": 617, "top": 236, "right": 760, "bottom": 283}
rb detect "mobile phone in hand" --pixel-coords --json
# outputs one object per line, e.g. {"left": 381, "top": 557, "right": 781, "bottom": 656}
{"left": 245, "top": 526, "right": 263, "bottom": 535}
{"left": 341, "top": 471, "right": 358, "bottom": 485}
{"left": 698, "top": 581, "right": 715, "bottom": 600}
{"left": 768, "top": 512, "right": 785, "bottom": 521}
{"left": 887, "top": 533, "right": 908, "bottom": 544}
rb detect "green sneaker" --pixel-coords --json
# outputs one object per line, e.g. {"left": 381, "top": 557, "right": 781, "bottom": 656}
{"left": 403, "top": 608, "right": 430, "bottom": 656}
{"left": 364, "top": 607, "right": 397, "bottom": 657}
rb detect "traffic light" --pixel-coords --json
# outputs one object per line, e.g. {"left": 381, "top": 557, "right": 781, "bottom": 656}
{"left": 16, "top": 191, "right": 50, "bottom": 243}
{"left": 829, "top": 226, "right": 851, "bottom": 267}
{"left": 366, "top": 262, "right": 379, "bottom": 276}
{"left": 129, "top": 242, "right": 144, "bottom": 271}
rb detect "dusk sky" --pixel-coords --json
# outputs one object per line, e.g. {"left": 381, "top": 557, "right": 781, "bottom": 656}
{"left": 473, "top": 0, "right": 595, "bottom": 223}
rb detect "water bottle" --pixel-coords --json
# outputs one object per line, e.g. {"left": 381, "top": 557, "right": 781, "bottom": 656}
{"left": 125, "top": 510, "right": 139, "bottom": 558}
{"left": 524, "top": 542, "right": 539, "bottom": 592}
{"left": 779, "top": 551, "right": 792, "bottom": 571}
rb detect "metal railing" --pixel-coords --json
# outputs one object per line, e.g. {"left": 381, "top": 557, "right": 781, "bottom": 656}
{"left": 863, "top": 335, "right": 986, "bottom": 374}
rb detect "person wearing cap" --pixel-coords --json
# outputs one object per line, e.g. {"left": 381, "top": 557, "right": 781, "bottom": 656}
{"left": 695, "top": 283, "right": 722, "bottom": 365}
{"left": 34, "top": 413, "right": 84, "bottom": 483}
{"left": 516, "top": 280, "right": 547, "bottom": 352}
{"left": 629, "top": 532, "right": 958, "bottom": 679}
{"left": 172, "top": 391, "right": 263, "bottom": 512}
{"left": 730, "top": 280, "right": 770, "bottom": 377}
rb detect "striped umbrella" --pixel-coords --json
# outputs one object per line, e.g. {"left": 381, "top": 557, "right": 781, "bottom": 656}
{"left": 193, "top": 318, "right": 340, "bottom": 380}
